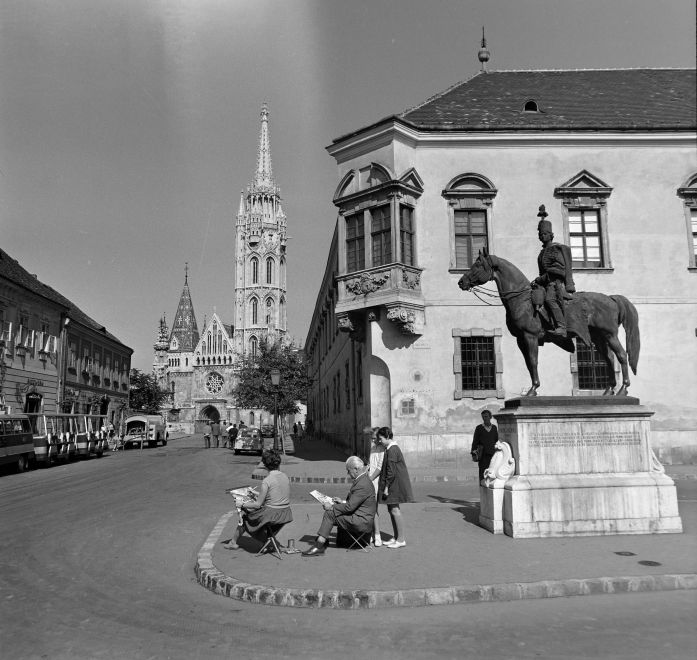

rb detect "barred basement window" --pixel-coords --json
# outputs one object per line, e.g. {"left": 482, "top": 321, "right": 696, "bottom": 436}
{"left": 576, "top": 341, "right": 614, "bottom": 390}
{"left": 460, "top": 337, "right": 496, "bottom": 390}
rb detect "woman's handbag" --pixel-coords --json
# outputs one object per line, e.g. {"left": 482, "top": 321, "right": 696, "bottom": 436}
{"left": 471, "top": 446, "right": 483, "bottom": 462}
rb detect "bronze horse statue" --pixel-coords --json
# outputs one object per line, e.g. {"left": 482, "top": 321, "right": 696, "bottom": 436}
{"left": 458, "top": 248, "right": 640, "bottom": 396}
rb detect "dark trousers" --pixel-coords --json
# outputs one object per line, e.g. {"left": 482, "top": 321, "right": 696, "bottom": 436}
{"left": 204, "top": 435, "right": 211, "bottom": 448}
{"left": 317, "top": 509, "right": 339, "bottom": 540}
{"left": 478, "top": 453, "right": 494, "bottom": 482}
{"left": 213, "top": 434, "right": 220, "bottom": 448}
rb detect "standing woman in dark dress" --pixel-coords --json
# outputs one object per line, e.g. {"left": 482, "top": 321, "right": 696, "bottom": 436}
{"left": 471, "top": 410, "right": 498, "bottom": 482}
{"left": 377, "top": 426, "right": 414, "bottom": 549}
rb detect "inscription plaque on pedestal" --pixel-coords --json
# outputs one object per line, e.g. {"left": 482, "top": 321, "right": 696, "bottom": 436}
{"left": 479, "top": 397, "right": 683, "bottom": 538}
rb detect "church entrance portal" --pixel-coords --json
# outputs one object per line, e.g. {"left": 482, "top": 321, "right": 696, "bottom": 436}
{"left": 200, "top": 405, "right": 220, "bottom": 423}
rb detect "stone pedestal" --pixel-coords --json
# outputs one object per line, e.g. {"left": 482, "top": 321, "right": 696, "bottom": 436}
{"left": 481, "top": 397, "right": 683, "bottom": 538}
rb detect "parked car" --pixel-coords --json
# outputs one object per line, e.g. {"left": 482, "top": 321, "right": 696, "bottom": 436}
{"left": 233, "top": 427, "right": 262, "bottom": 455}
{"left": 260, "top": 425, "right": 276, "bottom": 451}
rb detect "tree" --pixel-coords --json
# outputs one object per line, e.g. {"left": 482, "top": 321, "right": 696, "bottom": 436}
{"left": 232, "top": 339, "right": 311, "bottom": 416}
{"left": 129, "top": 369, "right": 170, "bottom": 414}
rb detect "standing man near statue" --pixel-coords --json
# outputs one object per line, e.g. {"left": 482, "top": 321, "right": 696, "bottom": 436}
{"left": 531, "top": 205, "right": 575, "bottom": 337}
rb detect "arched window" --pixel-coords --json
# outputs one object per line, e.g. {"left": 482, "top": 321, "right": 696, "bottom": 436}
{"left": 251, "top": 298, "right": 258, "bottom": 324}
{"left": 251, "top": 257, "right": 259, "bottom": 284}
{"left": 266, "top": 257, "right": 274, "bottom": 284}
{"left": 523, "top": 99, "right": 539, "bottom": 112}
{"left": 279, "top": 297, "right": 286, "bottom": 328}
{"left": 266, "top": 298, "right": 274, "bottom": 325}
{"left": 442, "top": 173, "right": 498, "bottom": 271}
{"left": 249, "top": 335, "right": 258, "bottom": 357}
{"left": 280, "top": 258, "right": 286, "bottom": 287}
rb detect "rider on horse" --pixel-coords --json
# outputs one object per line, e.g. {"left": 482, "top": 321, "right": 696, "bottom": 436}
{"left": 531, "top": 206, "right": 575, "bottom": 337}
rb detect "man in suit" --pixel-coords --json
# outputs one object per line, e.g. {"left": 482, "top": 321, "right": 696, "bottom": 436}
{"left": 302, "top": 456, "right": 376, "bottom": 557}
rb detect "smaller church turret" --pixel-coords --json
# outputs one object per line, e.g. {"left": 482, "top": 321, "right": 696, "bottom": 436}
{"left": 152, "top": 314, "right": 170, "bottom": 390}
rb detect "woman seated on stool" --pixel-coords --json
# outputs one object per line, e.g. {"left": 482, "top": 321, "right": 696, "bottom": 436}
{"left": 223, "top": 449, "right": 292, "bottom": 549}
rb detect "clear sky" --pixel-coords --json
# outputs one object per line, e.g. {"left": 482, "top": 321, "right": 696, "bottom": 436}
{"left": 1, "top": 0, "right": 694, "bottom": 371}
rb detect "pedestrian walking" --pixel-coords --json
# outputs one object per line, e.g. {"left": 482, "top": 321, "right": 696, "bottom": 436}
{"left": 293, "top": 422, "right": 298, "bottom": 436}
{"left": 377, "top": 426, "right": 413, "bottom": 548}
{"left": 471, "top": 410, "right": 498, "bottom": 482}
{"left": 211, "top": 421, "right": 221, "bottom": 448}
{"left": 366, "top": 427, "right": 385, "bottom": 546}
{"left": 203, "top": 422, "right": 212, "bottom": 449}
{"left": 226, "top": 423, "right": 238, "bottom": 449}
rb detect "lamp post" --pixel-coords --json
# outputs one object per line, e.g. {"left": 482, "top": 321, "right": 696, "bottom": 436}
{"left": 270, "top": 368, "right": 281, "bottom": 453}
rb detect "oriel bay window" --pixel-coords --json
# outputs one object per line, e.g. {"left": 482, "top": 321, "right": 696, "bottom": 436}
{"left": 346, "top": 212, "right": 365, "bottom": 273}
{"left": 371, "top": 205, "right": 392, "bottom": 266}
{"left": 335, "top": 164, "right": 424, "bottom": 275}
{"left": 400, "top": 206, "right": 415, "bottom": 266}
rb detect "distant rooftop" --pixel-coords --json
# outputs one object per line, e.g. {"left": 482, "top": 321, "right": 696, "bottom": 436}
{"left": 0, "top": 247, "right": 132, "bottom": 351}
{"left": 333, "top": 68, "right": 696, "bottom": 142}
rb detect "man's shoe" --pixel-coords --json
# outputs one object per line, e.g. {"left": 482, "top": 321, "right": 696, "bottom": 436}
{"left": 301, "top": 543, "right": 326, "bottom": 557}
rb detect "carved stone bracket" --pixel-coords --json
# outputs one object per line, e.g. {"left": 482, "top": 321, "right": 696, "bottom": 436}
{"left": 345, "top": 272, "right": 390, "bottom": 296}
{"left": 337, "top": 312, "right": 366, "bottom": 342}
{"left": 385, "top": 305, "right": 424, "bottom": 335}
{"left": 483, "top": 441, "right": 516, "bottom": 486}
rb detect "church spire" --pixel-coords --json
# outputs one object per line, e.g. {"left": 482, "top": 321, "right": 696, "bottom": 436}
{"left": 154, "top": 314, "right": 169, "bottom": 352}
{"left": 169, "top": 266, "right": 200, "bottom": 352}
{"left": 253, "top": 102, "right": 276, "bottom": 193}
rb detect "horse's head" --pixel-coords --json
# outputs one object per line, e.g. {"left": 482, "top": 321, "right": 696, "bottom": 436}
{"left": 458, "top": 248, "right": 495, "bottom": 291}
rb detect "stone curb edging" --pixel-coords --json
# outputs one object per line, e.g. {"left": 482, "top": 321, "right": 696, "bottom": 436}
{"left": 195, "top": 511, "right": 697, "bottom": 609}
{"left": 252, "top": 472, "right": 694, "bottom": 484}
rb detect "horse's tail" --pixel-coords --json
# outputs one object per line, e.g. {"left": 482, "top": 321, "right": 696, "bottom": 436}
{"left": 611, "top": 294, "right": 640, "bottom": 375}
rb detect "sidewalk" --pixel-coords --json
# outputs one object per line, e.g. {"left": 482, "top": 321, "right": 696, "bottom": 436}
{"left": 196, "top": 437, "right": 697, "bottom": 609}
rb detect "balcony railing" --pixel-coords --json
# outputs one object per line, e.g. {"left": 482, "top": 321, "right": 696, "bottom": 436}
{"left": 335, "top": 263, "right": 425, "bottom": 336}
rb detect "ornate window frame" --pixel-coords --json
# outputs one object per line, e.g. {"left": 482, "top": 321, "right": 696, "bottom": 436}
{"left": 334, "top": 164, "right": 424, "bottom": 275}
{"left": 555, "top": 170, "right": 613, "bottom": 272}
{"left": 452, "top": 327, "right": 504, "bottom": 399}
{"left": 677, "top": 172, "right": 697, "bottom": 271}
{"left": 442, "top": 173, "right": 497, "bottom": 273}
{"left": 570, "top": 339, "right": 620, "bottom": 395}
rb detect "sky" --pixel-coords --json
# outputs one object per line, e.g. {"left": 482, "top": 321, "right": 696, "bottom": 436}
{"left": 1, "top": 0, "right": 694, "bottom": 372}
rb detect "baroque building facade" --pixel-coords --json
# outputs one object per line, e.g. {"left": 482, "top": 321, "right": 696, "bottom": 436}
{"left": 154, "top": 105, "right": 288, "bottom": 433}
{"left": 305, "top": 48, "right": 697, "bottom": 466}
{"left": 1, "top": 247, "right": 132, "bottom": 423}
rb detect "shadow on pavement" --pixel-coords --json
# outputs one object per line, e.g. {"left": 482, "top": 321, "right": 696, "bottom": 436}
{"left": 428, "top": 494, "right": 481, "bottom": 526}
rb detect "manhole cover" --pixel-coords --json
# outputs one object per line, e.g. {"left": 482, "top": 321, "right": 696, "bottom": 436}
{"left": 638, "top": 560, "right": 662, "bottom": 566}
{"left": 614, "top": 551, "right": 636, "bottom": 556}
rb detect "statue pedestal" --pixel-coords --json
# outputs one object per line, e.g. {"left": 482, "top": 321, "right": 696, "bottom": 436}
{"left": 481, "top": 397, "right": 683, "bottom": 538}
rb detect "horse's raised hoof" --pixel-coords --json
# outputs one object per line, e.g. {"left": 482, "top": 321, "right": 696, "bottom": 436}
{"left": 616, "top": 385, "right": 629, "bottom": 396}
{"left": 602, "top": 386, "right": 615, "bottom": 396}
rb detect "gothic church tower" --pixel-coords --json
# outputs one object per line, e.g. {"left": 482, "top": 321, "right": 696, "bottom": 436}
{"left": 233, "top": 103, "right": 288, "bottom": 355}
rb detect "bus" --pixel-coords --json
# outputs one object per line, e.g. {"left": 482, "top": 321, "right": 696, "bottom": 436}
{"left": 0, "top": 413, "right": 35, "bottom": 472}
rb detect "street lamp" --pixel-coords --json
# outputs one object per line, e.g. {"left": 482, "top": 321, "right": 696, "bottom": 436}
{"left": 270, "top": 368, "right": 282, "bottom": 453}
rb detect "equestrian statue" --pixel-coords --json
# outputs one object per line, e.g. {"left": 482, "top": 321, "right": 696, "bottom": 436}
{"left": 458, "top": 206, "right": 639, "bottom": 397}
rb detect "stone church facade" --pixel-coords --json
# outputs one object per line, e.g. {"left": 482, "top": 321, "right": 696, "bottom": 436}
{"left": 153, "top": 105, "right": 288, "bottom": 433}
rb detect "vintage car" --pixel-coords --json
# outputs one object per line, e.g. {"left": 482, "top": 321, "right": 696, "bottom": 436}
{"left": 233, "top": 426, "right": 262, "bottom": 455}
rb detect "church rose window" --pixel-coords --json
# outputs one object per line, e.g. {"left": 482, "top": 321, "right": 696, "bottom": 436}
{"left": 205, "top": 372, "right": 224, "bottom": 395}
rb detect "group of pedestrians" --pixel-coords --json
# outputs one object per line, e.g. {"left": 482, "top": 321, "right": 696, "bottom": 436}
{"left": 220, "top": 412, "right": 499, "bottom": 556}
{"left": 223, "top": 425, "right": 415, "bottom": 556}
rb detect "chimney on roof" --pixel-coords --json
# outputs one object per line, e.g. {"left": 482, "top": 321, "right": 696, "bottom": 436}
{"left": 478, "top": 27, "right": 490, "bottom": 73}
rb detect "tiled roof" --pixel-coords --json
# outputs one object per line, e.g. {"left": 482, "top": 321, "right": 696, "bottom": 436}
{"left": 0, "top": 247, "right": 132, "bottom": 350}
{"left": 399, "top": 69, "right": 696, "bottom": 131}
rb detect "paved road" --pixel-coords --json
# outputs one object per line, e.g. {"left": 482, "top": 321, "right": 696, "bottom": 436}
{"left": 1, "top": 436, "right": 695, "bottom": 659}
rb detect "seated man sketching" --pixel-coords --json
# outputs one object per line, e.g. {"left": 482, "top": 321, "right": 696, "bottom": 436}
{"left": 302, "top": 456, "right": 376, "bottom": 557}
